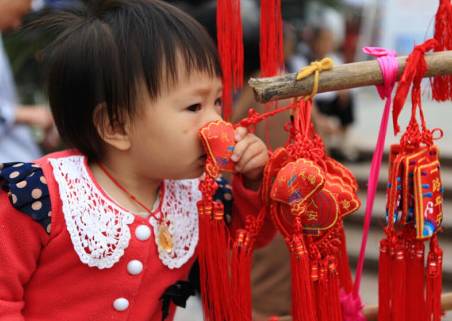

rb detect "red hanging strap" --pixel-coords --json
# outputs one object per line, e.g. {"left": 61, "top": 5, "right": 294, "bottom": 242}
{"left": 392, "top": 39, "right": 438, "bottom": 135}
{"left": 237, "top": 103, "right": 294, "bottom": 131}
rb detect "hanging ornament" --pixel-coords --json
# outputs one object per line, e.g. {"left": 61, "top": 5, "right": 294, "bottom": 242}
{"left": 158, "top": 224, "right": 173, "bottom": 254}
{"left": 196, "top": 120, "right": 236, "bottom": 321}
{"left": 196, "top": 100, "right": 307, "bottom": 321}
{"left": 379, "top": 39, "right": 445, "bottom": 321}
{"left": 263, "top": 98, "right": 360, "bottom": 321}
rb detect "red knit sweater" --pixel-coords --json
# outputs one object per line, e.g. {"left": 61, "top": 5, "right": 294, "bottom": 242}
{"left": 0, "top": 150, "right": 275, "bottom": 321}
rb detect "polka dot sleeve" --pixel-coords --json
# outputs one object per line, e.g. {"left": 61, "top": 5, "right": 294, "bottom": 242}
{"left": 0, "top": 162, "right": 51, "bottom": 234}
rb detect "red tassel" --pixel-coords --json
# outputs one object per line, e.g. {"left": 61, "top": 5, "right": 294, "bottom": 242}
{"left": 426, "top": 235, "right": 443, "bottom": 321}
{"left": 231, "top": 229, "right": 253, "bottom": 321}
{"left": 217, "top": 0, "right": 244, "bottom": 120}
{"left": 337, "top": 227, "right": 353, "bottom": 293}
{"left": 326, "top": 256, "right": 344, "bottom": 321}
{"left": 391, "top": 242, "right": 407, "bottom": 321}
{"left": 405, "top": 239, "right": 426, "bottom": 321}
{"left": 392, "top": 39, "right": 437, "bottom": 134}
{"left": 231, "top": 0, "right": 244, "bottom": 90}
{"left": 315, "top": 259, "right": 328, "bottom": 321}
{"left": 259, "top": 0, "right": 284, "bottom": 145}
{"left": 210, "top": 201, "right": 233, "bottom": 320}
{"left": 197, "top": 178, "right": 233, "bottom": 321}
{"left": 197, "top": 200, "right": 217, "bottom": 321}
{"left": 197, "top": 201, "right": 227, "bottom": 321}
{"left": 433, "top": 0, "right": 452, "bottom": 101}
{"left": 259, "top": 0, "right": 284, "bottom": 77}
{"left": 290, "top": 235, "right": 317, "bottom": 321}
{"left": 314, "top": 257, "right": 342, "bottom": 321}
{"left": 378, "top": 238, "right": 392, "bottom": 321}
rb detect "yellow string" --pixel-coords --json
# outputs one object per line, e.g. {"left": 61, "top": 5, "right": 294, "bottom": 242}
{"left": 295, "top": 57, "right": 333, "bottom": 99}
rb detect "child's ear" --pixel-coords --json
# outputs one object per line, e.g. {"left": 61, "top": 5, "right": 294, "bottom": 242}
{"left": 93, "top": 104, "right": 132, "bottom": 151}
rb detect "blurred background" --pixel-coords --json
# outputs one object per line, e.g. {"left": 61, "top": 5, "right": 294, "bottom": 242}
{"left": 2, "top": 0, "right": 451, "bottom": 320}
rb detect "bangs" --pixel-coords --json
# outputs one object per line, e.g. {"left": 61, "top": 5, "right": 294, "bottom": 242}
{"left": 104, "top": 0, "right": 222, "bottom": 101}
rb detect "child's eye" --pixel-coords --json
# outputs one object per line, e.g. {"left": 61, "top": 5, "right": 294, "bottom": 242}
{"left": 186, "top": 103, "right": 202, "bottom": 112}
{"left": 214, "top": 97, "right": 222, "bottom": 107}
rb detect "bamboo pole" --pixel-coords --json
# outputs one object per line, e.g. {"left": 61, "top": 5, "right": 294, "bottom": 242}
{"left": 249, "top": 50, "right": 452, "bottom": 103}
{"left": 274, "top": 292, "right": 452, "bottom": 321}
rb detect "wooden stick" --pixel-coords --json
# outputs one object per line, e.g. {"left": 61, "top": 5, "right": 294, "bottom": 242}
{"left": 274, "top": 292, "right": 452, "bottom": 321}
{"left": 249, "top": 50, "right": 452, "bottom": 103}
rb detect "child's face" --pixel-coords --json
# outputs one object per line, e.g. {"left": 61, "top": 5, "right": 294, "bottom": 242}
{"left": 127, "top": 69, "right": 223, "bottom": 180}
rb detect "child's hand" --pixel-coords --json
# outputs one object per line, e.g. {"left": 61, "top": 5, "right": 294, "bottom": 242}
{"left": 230, "top": 127, "right": 268, "bottom": 189}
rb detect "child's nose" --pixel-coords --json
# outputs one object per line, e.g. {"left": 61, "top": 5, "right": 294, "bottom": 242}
{"left": 205, "top": 106, "right": 223, "bottom": 123}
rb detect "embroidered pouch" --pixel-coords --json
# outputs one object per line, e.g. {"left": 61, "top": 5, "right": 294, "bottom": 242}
{"left": 324, "top": 156, "right": 359, "bottom": 192}
{"left": 301, "top": 188, "right": 338, "bottom": 234}
{"left": 270, "top": 159, "right": 339, "bottom": 235}
{"left": 261, "top": 148, "right": 290, "bottom": 200}
{"left": 386, "top": 146, "right": 405, "bottom": 225}
{"left": 413, "top": 148, "right": 444, "bottom": 239}
{"left": 270, "top": 158, "right": 325, "bottom": 205}
{"left": 401, "top": 146, "right": 430, "bottom": 223}
{"left": 325, "top": 173, "right": 361, "bottom": 218}
{"left": 199, "top": 120, "right": 236, "bottom": 173}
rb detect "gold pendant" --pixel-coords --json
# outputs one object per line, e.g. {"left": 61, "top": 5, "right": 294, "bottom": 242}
{"left": 158, "top": 223, "right": 173, "bottom": 253}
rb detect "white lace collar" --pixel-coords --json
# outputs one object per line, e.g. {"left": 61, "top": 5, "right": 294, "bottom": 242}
{"left": 49, "top": 155, "right": 201, "bottom": 270}
{"left": 149, "top": 179, "right": 200, "bottom": 269}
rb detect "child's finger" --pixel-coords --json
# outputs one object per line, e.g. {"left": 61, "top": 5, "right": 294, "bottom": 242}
{"left": 230, "top": 134, "right": 258, "bottom": 162}
{"left": 240, "top": 151, "right": 267, "bottom": 175}
{"left": 238, "top": 143, "right": 268, "bottom": 173}
{"left": 235, "top": 140, "right": 262, "bottom": 171}
{"left": 234, "top": 126, "right": 248, "bottom": 142}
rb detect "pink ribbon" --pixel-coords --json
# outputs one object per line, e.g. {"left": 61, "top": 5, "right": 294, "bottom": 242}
{"left": 341, "top": 47, "right": 398, "bottom": 321}
{"left": 354, "top": 47, "right": 399, "bottom": 293}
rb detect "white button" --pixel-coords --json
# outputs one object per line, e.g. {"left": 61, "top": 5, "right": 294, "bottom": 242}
{"left": 135, "top": 225, "right": 151, "bottom": 241}
{"left": 113, "top": 298, "right": 129, "bottom": 311}
{"left": 127, "top": 260, "right": 143, "bottom": 275}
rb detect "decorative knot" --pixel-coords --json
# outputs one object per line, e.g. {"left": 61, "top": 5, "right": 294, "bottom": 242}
{"left": 296, "top": 57, "right": 334, "bottom": 98}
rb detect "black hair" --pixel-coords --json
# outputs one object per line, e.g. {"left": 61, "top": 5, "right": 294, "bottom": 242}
{"left": 32, "top": 0, "right": 221, "bottom": 161}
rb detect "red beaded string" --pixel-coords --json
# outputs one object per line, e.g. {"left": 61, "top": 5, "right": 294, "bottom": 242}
{"left": 98, "top": 163, "right": 162, "bottom": 222}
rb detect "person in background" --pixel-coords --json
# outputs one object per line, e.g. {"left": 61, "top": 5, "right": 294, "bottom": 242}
{"left": 306, "top": 24, "right": 359, "bottom": 162}
{"left": 0, "top": 0, "right": 57, "bottom": 162}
